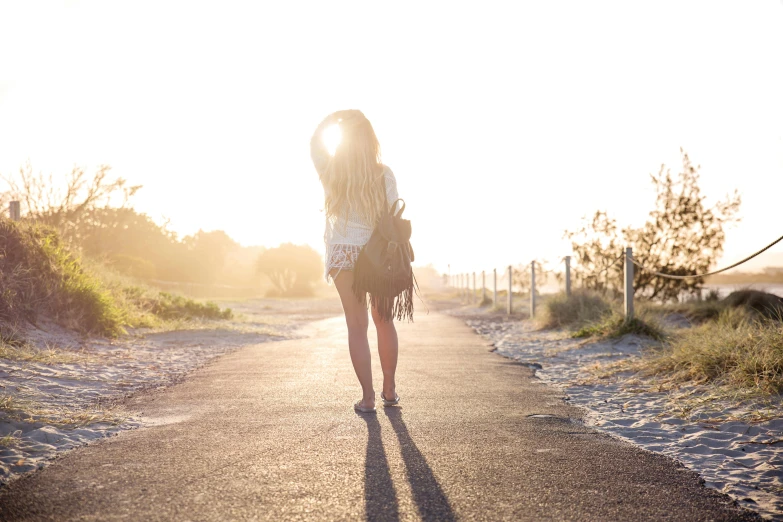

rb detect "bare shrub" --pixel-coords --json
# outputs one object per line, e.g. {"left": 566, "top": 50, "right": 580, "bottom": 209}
{"left": 565, "top": 150, "right": 741, "bottom": 301}
{"left": 1, "top": 162, "right": 141, "bottom": 247}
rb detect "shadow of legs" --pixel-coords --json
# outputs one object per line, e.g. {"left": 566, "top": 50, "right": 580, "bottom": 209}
{"left": 384, "top": 408, "right": 456, "bottom": 522}
{"left": 362, "top": 414, "right": 399, "bottom": 522}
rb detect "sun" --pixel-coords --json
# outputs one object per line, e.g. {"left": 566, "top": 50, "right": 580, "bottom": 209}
{"left": 322, "top": 124, "right": 342, "bottom": 156}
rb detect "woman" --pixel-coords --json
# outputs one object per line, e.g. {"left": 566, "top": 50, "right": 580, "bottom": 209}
{"left": 310, "top": 109, "right": 401, "bottom": 414}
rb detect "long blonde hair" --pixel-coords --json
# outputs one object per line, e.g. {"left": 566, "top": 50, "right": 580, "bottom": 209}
{"left": 320, "top": 112, "right": 387, "bottom": 226}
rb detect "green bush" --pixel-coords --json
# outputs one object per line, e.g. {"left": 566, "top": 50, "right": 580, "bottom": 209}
{"left": 144, "top": 292, "right": 232, "bottom": 321}
{"left": 0, "top": 219, "right": 125, "bottom": 336}
{"left": 0, "top": 219, "right": 232, "bottom": 337}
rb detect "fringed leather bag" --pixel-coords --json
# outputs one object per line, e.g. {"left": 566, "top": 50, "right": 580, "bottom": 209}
{"left": 352, "top": 198, "right": 417, "bottom": 322}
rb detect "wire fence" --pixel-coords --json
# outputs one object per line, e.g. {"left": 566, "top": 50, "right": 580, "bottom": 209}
{"left": 447, "top": 232, "right": 783, "bottom": 319}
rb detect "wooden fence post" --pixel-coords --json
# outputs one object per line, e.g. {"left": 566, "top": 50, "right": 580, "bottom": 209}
{"left": 624, "top": 247, "right": 634, "bottom": 320}
{"left": 472, "top": 272, "right": 476, "bottom": 302}
{"left": 481, "top": 270, "right": 486, "bottom": 303}
{"left": 507, "top": 265, "right": 513, "bottom": 315}
{"left": 530, "top": 260, "right": 536, "bottom": 318}
{"left": 564, "top": 255, "right": 571, "bottom": 297}
{"left": 9, "top": 201, "right": 20, "bottom": 221}
{"left": 493, "top": 268, "right": 497, "bottom": 308}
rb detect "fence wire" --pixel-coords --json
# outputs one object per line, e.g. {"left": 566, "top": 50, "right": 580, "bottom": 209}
{"left": 579, "top": 252, "right": 625, "bottom": 278}
{"left": 629, "top": 233, "right": 783, "bottom": 280}
{"left": 448, "top": 233, "right": 783, "bottom": 291}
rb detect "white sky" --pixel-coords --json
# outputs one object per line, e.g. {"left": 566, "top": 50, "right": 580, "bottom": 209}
{"left": 1, "top": 0, "right": 781, "bottom": 275}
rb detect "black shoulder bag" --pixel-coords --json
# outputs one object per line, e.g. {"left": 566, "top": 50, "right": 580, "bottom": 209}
{"left": 351, "top": 198, "right": 417, "bottom": 322}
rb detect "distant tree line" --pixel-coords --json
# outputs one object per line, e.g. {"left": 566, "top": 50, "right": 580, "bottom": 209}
{"left": 706, "top": 267, "right": 783, "bottom": 286}
{"left": 1, "top": 162, "right": 323, "bottom": 297}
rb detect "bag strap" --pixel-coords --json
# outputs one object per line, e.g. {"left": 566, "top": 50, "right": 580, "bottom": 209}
{"left": 390, "top": 198, "right": 405, "bottom": 218}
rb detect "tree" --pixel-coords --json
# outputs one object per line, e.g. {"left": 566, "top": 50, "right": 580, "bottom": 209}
{"left": 181, "top": 230, "right": 240, "bottom": 285}
{"left": 565, "top": 150, "right": 741, "bottom": 301}
{"left": 1, "top": 162, "right": 277, "bottom": 292}
{"left": 256, "top": 244, "right": 322, "bottom": 297}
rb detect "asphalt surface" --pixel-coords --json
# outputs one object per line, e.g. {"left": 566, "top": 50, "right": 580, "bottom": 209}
{"left": 0, "top": 312, "right": 758, "bottom": 521}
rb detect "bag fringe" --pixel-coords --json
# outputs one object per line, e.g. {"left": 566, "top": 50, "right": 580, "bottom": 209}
{"left": 352, "top": 256, "right": 416, "bottom": 323}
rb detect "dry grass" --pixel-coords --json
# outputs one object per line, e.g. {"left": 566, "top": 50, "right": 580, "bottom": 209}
{"left": 0, "top": 340, "right": 82, "bottom": 364}
{"left": 0, "top": 431, "right": 21, "bottom": 447}
{"left": 0, "top": 393, "right": 125, "bottom": 428}
{"left": 574, "top": 310, "right": 666, "bottom": 341}
{"left": 640, "top": 300, "right": 724, "bottom": 324}
{"left": 641, "top": 308, "right": 783, "bottom": 394}
{"left": 536, "top": 291, "right": 665, "bottom": 341}
{"left": 537, "top": 290, "right": 612, "bottom": 329}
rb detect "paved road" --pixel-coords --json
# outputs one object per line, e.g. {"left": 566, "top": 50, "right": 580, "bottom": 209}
{"left": 0, "top": 312, "right": 757, "bottom": 521}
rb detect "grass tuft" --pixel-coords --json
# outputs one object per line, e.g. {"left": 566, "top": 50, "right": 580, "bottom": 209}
{"left": 0, "top": 340, "right": 81, "bottom": 364}
{"left": 0, "top": 432, "right": 21, "bottom": 447}
{"left": 574, "top": 312, "right": 666, "bottom": 341}
{"left": 538, "top": 290, "right": 612, "bottom": 329}
{"left": 0, "top": 393, "right": 125, "bottom": 428}
{"left": 145, "top": 292, "right": 233, "bottom": 321}
{"left": 641, "top": 308, "right": 783, "bottom": 394}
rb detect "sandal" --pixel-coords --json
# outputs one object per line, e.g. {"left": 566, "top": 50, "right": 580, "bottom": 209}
{"left": 380, "top": 392, "right": 400, "bottom": 407}
{"left": 354, "top": 400, "right": 376, "bottom": 413}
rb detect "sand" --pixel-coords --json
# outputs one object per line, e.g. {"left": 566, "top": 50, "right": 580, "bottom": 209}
{"left": 0, "top": 296, "right": 343, "bottom": 485}
{"left": 444, "top": 304, "right": 782, "bottom": 520}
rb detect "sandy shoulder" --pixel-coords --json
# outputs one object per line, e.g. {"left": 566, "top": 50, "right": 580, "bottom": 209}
{"left": 0, "top": 296, "right": 343, "bottom": 485}
{"left": 440, "top": 300, "right": 782, "bottom": 520}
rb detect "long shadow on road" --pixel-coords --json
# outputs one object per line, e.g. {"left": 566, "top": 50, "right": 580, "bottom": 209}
{"left": 362, "top": 409, "right": 456, "bottom": 522}
{"left": 363, "top": 414, "right": 399, "bottom": 522}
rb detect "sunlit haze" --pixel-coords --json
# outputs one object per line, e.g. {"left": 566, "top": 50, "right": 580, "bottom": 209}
{"left": 1, "top": 1, "right": 782, "bottom": 275}
{"left": 322, "top": 125, "right": 342, "bottom": 157}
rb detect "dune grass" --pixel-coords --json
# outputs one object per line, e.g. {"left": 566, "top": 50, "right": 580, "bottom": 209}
{"left": 0, "top": 340, "right": 81, "bottom": 364}
{"left": 538, "top": 290, "right": 783, "bottom": 397}
{"left": 0, "top": 219, "right": 233, "bottom": 340}
{"left": 537, "top": 291, "right": 665, "bottom": 341}
{"left": 0, "top": 393, "right": 125, "bottom": 428}
{"left": 537, "top": 290, "right": 612, "bottom": 329}
{"left": 573, "top": 311, "right": 666, "bottom": 341}
{"left": 0, "top": 432, "right": 21, "bottom": 447}
{"left": 640, "top": 308, "right": 783, "bottom": 394}
{"left": 0, "top": 219, "right": 126, "bottom": 336}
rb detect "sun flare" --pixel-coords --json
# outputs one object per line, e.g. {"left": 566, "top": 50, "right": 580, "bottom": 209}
{"left": 322, "top": 124, "right": 342, "bottom": 156}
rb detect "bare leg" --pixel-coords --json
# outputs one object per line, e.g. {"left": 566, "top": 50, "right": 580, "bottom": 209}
{"left": 372, "top": 306, "right": 398, "bottom": 401}
{"left": 332, "top": 270, "right": 374, "bottom": 409}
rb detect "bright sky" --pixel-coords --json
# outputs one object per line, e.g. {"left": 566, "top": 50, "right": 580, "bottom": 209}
{"left": 1, "top": 1, "right": 782, "bottom": 275}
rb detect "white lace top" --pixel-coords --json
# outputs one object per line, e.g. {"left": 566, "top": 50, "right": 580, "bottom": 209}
{"left": 311, "top": 145, "right": 399, "bottom": 281}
